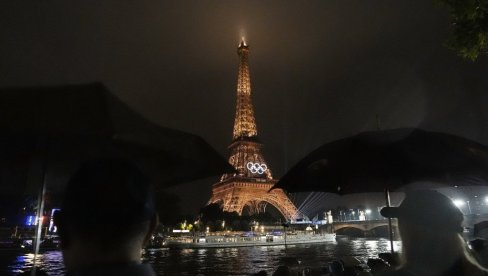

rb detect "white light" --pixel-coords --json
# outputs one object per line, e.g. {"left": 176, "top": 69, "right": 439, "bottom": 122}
{"left": 365, "top": 209, "right": 372, "bottom": 214}
{"left": 453, "top": 199, "right": 465, "bottom": 207}
{"left": 246, "top": 162, "right": 267, "bottom": 174}
{"left": 173, "top": 229, "right": 190, "bottom": 233}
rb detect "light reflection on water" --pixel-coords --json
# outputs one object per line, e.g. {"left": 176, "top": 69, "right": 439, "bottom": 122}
{"left": 2, "top": 237, "right": 402, "bottom": 275}
{"left": 2, "top": 251, "right": 65, "bottom": 276}
{"left": 145, "top": 237, "right": 402, "bottom": 275}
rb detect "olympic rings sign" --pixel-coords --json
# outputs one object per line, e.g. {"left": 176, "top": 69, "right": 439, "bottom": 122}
{"left": 246, "top": 162, "right": 268, "bottom": 174}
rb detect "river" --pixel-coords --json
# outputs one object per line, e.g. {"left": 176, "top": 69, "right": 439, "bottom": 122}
{"left": 1, "top": 237, "right": 402, "bottom": 275}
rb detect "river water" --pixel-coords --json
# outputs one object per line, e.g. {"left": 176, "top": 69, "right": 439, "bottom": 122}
{"left": 2, "top": 237, "right": 402, "bottom": 275}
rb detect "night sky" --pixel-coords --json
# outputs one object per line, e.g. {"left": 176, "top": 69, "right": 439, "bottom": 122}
{"left": 2, "top": 1, "right": 488, "bottom": 215}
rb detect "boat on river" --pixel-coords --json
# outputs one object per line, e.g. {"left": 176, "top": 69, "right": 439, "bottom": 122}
{"left": 165, "top": 232, "right": 336, "bottom": 249}
{"left": 0, "top": 235, "right": 60, "bottom": 252}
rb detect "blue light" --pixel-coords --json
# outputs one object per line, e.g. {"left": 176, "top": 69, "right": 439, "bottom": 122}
{"left": 49, "top": 208, "right": 61, "bottom": 232}
{"left": 25, "top": 216, "right": 35, "bottom": 226}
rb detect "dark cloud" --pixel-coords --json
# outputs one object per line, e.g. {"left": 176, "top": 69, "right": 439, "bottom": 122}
{"left": 1, "top": 1, "right": 488, "bottom": 214}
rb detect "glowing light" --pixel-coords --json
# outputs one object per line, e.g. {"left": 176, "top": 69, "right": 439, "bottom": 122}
{"left": 453, "top": 199, "right": 465, "bottom": 207}
{"left": 41, "top": 216, "right": 45, "bottom": 223}
{"left": 49, "top": 208, "right": 60, "bottom": 232}
{"left": 359, "top": 211, "right": 366, "bottom": 220}
{"left": 365, "top": 209, "right": 372, "bottom": 214}
{"left": 246, "top": 162, "right": 268, "bottom": 174}
{"left": 173, "top": 229, "right": 190, "bottom": 233}
{"left": 25, "top": 216, "right": 35, "bottom": 226}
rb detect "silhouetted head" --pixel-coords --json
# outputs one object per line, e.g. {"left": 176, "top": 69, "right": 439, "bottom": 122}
{"left": 381, "top": 190, "right": 463, "bottom": 233}
{"left": 380, "top": 190, "right": 474, "bottom": 274}
{"left": 55, "top": 159, "right": 158, "bottom": 269}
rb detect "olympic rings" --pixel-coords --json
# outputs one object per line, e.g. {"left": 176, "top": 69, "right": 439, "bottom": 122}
{"left": 246, "top": 162, "right": 268, "bottom": 174}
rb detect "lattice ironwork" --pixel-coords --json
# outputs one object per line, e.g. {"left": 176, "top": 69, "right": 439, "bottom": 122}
{"left": 232, "top": 41, "right": 257, "bottom": 140}
{"left": 208, "top": 41, "right": 299, "bottom": 221}
{"left": 209, "top": 181, "right": 299, "bottom": 220}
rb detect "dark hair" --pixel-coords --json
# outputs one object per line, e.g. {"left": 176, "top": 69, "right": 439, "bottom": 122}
{"left": 58, "top": 159, "right": 155, "bottom": 247}
{"left": 381, "top": 190, "right": 463, "bottom": 233}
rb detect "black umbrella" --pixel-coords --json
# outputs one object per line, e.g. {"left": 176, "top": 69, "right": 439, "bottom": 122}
{"left": 272, "top": 128, "right": 488, "bottom": 252}
{"left": 0, "top": 82, "right": 233, "bottom": 271}
{"left": 274, "top": 128, "right": 488, "bottom": 194}
{"left": 0, "top": 82, "right": 233, "bottom": 194}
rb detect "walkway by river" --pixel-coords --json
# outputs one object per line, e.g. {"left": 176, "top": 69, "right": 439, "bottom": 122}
{"left": 2, "top": 237, "right": 402, "bottom": 275}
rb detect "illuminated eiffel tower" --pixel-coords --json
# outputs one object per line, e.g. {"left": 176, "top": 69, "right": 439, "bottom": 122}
{"left": 208, "top": 40, "right": 299, "bottom": 221}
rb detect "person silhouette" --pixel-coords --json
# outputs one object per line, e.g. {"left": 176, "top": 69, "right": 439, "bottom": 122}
{"left": 380, "top": 190, "right": 488, "bottom": 276}
{"left": 54, "top": 159, "right": 158, "bottom": 276}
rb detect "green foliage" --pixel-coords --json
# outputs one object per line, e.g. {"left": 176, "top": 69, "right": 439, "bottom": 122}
{"left": 436, "top": 0, "right": 488, "bottom": 60}
{"left": 177, "top": 220, "right": 193, "bottom": 230}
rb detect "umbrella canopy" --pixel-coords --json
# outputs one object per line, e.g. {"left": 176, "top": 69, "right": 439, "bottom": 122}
{"left": 0, "top": 82, "right": 233, "bottom": 196}
{"left": 273, "top": 128, "right": 488, "bottom": 194}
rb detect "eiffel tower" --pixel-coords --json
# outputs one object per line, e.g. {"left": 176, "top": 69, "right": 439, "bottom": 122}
{"left": 208, "top": 40, "right": 299, "bottom": 221}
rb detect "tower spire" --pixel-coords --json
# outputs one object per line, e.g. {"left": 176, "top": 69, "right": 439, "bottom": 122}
{"left": 233, "top": 41, "right": 257, "bottom": 140}
{"left": 239, "top": 37, "right": 247, "bottom": 47}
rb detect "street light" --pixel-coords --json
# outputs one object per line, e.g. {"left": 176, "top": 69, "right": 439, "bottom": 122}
{"left": 453, "top": 199, "right": 465, "bottom": 207}
{"left": 453, "top": 199, "right": 471, "bottom": 214}
{"left": 365, "top": 209, "right": 372, "bottom": 220}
